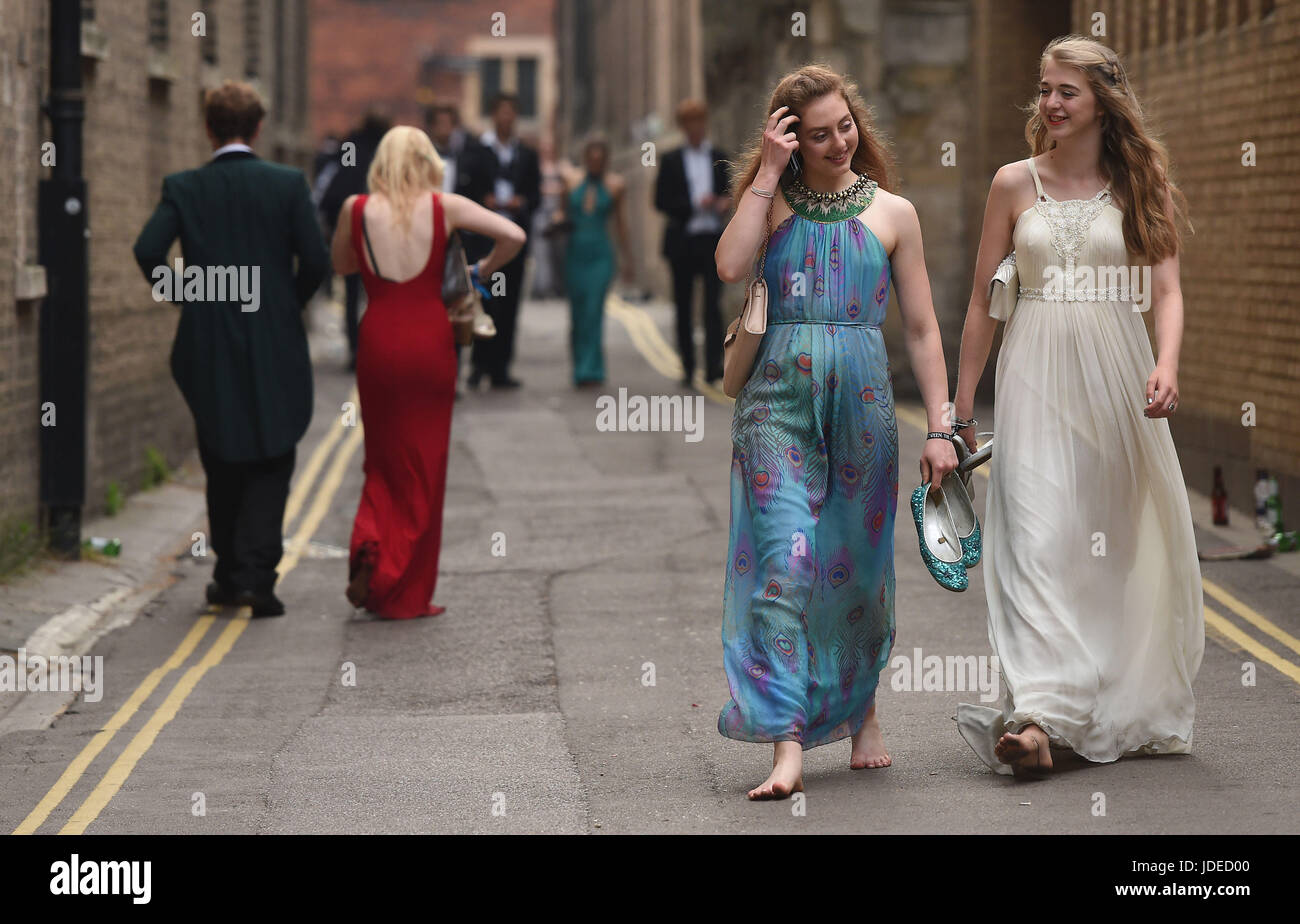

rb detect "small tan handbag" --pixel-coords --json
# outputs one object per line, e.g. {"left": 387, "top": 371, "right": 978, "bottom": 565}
{"left": 442, "top": 229, "right": 497, "bottom": 347}
{"left": 721, "top": 198, "right": 775, "bottom": 398}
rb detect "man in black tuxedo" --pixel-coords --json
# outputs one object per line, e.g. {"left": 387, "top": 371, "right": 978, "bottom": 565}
{"left": 654, "top": 99, "right": 731, "bottom": 387}
{"left": 469, "top": 93, "right": 540, "bottom": 390}
{"left": 429, "top": 104, "right": 493, "bottom": 396}
{"left": 319, "top": 111, "right": 391, "bottom": 370}
{"left": 133, "top": 81, "right": 328, "bottom": 617}
{"left": 428, "top": 103, "right": 492, "bottom": 201}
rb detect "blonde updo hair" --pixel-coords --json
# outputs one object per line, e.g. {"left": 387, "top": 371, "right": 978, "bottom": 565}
{"left": 366, "top": 125, "right": 445, "bottom": 232}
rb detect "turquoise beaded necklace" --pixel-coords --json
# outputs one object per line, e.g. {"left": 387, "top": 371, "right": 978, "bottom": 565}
{"left": 783, "top": 173, "right": 878, "bottom": 223}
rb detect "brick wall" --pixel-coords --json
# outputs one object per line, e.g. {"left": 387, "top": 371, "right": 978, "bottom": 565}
{"left": 0, "top": 0, "right": 315, "bottom": 562}
{"left": 0, "top": 0, "right": 46, "bottom": 559}
{"left": 310, "top": 0, "right": 557, "bottom": 142}
{"left": 1079, "top": 0, "right": 1300, "bottom": 526}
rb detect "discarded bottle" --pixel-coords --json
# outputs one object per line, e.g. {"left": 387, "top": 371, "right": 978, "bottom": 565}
{"left": 84, "top": 537, "right": 122, "bottom": 557}
{"left": 1264, "top": 474, "right": 1283, "bottom": 531}
{"left": 1254, "top": 469, "right": 1275, "bottom": 538}
{"left": 1263, "top": 473, "right": 1290, "bottom": 551}
{"left": 1211, "top": 466, "right": 1228, "bottom": 526}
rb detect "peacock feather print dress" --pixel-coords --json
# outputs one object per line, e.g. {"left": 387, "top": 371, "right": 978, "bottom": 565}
{"left": 719, "top": 174, "right": 900, "bottom": 749}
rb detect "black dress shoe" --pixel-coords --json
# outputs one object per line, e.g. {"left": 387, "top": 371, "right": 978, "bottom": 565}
{"left": 466, "top": 369, "right": 484, "bottom": 389}
{"left": 206, "top": 581, "right": 240, "bottom": 606}
{"left": 490, "top": 376, "right": 522, "bottom": 389}
{"left": 235, "top": 590, "right": 286, "bottom": 618}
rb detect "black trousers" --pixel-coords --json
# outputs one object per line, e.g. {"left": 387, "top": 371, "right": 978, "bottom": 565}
{"left": 669, "top": 232, "right": 724, "bottom": 380}
{"left": 344, "top": 272, "right": 363, "bottom": 364}
{"left": 198, "top": 439, "right": 296, "bottom": 595}
{"left": 471, "top": 252, "right": 526, "bottom": 383}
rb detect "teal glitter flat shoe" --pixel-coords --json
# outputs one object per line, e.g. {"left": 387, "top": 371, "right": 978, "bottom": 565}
{"left": 910, "top": 481, "right": 968, "bottom": 592}
{"left": 941, "top": 470, "right": 982, "bottom": 568}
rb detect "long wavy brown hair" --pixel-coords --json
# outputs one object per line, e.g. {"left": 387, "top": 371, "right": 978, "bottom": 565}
{"left": 1027, "top": 35, "right": 1190, "bottom": 261}
{"left": 731, "top": 64, "right": 894, "bottom": 208}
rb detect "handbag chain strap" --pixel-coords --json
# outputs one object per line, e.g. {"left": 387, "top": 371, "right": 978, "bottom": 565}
{"left": 751, "top": 197, "right": 775, "bottom": 289}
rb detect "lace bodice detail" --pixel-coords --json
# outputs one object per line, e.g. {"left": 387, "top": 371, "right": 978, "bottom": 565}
{"left": 1033, "top": 188, "right": 1113, "bottom": 263}
{"left": 1013, "top": 158, "right": 1139, "bottom": 307}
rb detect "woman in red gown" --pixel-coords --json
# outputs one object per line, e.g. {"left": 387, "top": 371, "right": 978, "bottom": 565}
{"left": 330, "top": 126, "right": 525, "bottom": 619}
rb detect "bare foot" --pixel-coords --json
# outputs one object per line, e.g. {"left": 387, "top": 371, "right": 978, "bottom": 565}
{"left": 747, "top": 741, "right": 804, "bottom": 800}
{"left": 850, "top": 704, "right": 892, "bottom": 769}
{"left": 994, "top": 723, "right": 1053, "bottom": 779}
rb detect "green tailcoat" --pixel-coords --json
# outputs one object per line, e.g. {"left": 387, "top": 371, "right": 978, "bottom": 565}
{"left": 133, "top": 151, "right": 329, "bottom": 463}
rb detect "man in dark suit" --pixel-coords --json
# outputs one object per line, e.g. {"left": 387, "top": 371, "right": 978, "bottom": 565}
{"left": 428, "top": 103, "right": 492, "bottom": 201}
{"left": 429, "top": 103, "right": 493, "bottom": 396}
{"left": 318, "top": 111, "right": 391, "bottom": 370}
{"left": 133, "top": 81, "right": 328, "bottom": 617}
{"left": 654, "top": 99, "right": 731, "bottom": 387}
{"left": 469, "top": 92, "right": 540, "bottom": 390}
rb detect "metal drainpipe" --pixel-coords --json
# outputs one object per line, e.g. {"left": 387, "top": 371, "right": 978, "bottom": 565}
{"left": 37, "top": 0, "right": 89, "bottom": 559}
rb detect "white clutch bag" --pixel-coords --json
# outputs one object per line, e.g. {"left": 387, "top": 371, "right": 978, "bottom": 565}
{"left": 987, "top": 252, "right": 1018, "bottom": 322}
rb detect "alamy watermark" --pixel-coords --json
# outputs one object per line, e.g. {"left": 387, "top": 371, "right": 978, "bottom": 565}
{"left": 150, "top": 259, "right": 261, "bottom": 312}
{"left": 0, "top": 649, "right": 103, "bottom": 702}
{"left": 49, "top": 854, "right": 150, "bottom": 904}
{"left": 889, "top": 647, "right": 1000, "bottom": 702}
{"left": 1038, "top": 262, "right": 1153, "bottom": 311}
{"left": 595, "top": 387, "right": 704, "bottom": 443}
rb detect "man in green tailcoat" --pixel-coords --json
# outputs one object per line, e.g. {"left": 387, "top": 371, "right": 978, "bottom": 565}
{"left": 133, "top": 81, "right": 328, "bottom": 617}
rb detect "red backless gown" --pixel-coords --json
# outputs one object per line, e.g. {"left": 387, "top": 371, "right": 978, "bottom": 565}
{"left": 348, "top": 192, "right": 456, "bottom": 619}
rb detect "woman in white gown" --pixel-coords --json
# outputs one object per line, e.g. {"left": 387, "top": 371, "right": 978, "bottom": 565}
{"left": 951, "top": 35, "right": 1204, "bottom": 778}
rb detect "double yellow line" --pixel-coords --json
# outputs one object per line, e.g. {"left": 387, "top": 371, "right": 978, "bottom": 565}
{"left": 615, "top": 300, "right": 1300, "bottom": 690}
{"left": 607, "top": 295, "right": 731, "bottom": 404}
{"left": 14, "top": 387, "right": 365, "bottom": 834}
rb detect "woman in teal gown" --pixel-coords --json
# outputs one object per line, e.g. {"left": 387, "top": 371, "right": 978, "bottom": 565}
{"left": 560, "top": 136, "right": 631, "bottom": 386}
{"left": 715, "top": 66, "right": 959, "bottom": 800}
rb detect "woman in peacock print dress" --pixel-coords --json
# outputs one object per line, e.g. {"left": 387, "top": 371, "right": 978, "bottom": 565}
{"left": 715, "top": 65, "right": 959, "bottom": 800}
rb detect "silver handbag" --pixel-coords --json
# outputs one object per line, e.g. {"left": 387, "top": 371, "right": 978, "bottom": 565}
{"left": 987, "top": 252, "right": 1018, "bottom": 323}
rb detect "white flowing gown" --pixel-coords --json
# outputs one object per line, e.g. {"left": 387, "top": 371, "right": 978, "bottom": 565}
{"left": 957, "top": 158, "right": 1205, "bottom": 773}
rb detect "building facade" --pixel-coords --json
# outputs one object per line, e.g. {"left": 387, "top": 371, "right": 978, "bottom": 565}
{"left": 310, "top": 0, "right": 558, "bottom": 142}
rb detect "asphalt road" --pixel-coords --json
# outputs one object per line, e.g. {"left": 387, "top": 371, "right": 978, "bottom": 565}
{"left": 2, "top": 296, "right": 1296, "bottom": 834}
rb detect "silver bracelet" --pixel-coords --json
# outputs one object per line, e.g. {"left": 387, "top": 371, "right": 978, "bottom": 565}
{"left": 750, "top": 185, "right": 775, "bottom": 199}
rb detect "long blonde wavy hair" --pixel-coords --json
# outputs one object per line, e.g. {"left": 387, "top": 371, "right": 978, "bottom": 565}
{"left": 731, "top": 64, "right": 894, "bottom": 207}
{"left": 1027, "top": 35, "right": 1190, "bottom": 261}
{"left": 366, "top": 125, "right": 445, "bottom": 232}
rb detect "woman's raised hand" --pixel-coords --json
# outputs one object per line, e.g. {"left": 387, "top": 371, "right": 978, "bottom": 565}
{"left": 757, "top": 106, "right": 800, "bottom": 186}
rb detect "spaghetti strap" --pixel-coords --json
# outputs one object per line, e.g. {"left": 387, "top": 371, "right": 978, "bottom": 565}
{"left": 1026, "top": 158, "right": 1046, "bottom": 200}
